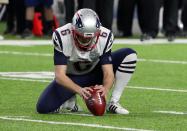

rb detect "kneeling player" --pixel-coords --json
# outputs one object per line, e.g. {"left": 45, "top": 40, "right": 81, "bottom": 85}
{"left": 36, "top": 8, "right": 137, "bottom": 114}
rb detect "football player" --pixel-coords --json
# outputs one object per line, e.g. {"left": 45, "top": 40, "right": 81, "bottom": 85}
{"left": 36, "top": 8, "right": 137, "bottom": 114}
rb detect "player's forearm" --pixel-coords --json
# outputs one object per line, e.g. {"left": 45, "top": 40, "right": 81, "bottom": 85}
{"left": 102, "top": 64, "right": 114, "bottom": 91}
{"left": 55, "top": 65, "right": 82, "bottom": 94}
{"left": 103, "top": 72, "right": 114, "bottom": 91}
{"left": 55, "top": 74, "right": 82, "bottom": 94}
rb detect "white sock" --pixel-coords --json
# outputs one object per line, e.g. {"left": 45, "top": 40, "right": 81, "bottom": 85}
{"left": 110, "top": 53, "right": 137, "bottom": 103}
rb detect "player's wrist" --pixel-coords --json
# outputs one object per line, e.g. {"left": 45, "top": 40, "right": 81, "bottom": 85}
{"left": 76, "top": 87, "right": 83, "bottom": 96}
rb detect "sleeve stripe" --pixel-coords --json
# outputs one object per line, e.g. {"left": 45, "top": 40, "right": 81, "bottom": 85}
{"left": 54, "top": 30, "right": 63, "bottom": 51}
{"left": 53, "top": 39, "right": 58, "bottom": 47}
{"left": 107, "top": 40, "right": 113, "bottom": 51}
{"left": 103, "top": 31, "right": 112, "bottom": 54}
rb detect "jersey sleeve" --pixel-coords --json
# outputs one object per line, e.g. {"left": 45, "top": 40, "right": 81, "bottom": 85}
{"left": 52, "top": 30, "right": 68, "bottom": 65}
{"left": 100, "top": 32, "right": 114, "bottom": 65}
{"left": 102, "top": 32, "right": 114, "bottom": 54}
{"left": 99, "top": 50, "right": 112, "bottom": 65}
{"left": 53, "top": 48, "right": 68, "bottom": 65}
{"left": 52, "top": 30, "right": 63, "bottom": 52}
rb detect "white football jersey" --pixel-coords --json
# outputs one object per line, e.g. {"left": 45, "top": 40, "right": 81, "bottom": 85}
{"left": 52, "top": 23, "right": 114, "bottom": 75}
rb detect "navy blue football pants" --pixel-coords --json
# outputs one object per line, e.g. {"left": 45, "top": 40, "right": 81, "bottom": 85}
{"left": 36, "top": 48, "right": 136, "bottom": 113}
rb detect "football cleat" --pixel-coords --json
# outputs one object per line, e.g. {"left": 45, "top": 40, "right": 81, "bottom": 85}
{"left": 58, "top": 95, "right": 82, "bottom": 113}
{"left": 71, "top": 103, "right": 82, "bottom": 112}
{"left": 107, "top": 101, "right": 129, "bottom": 115}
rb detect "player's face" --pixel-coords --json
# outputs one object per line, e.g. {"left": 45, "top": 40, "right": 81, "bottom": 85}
{"left": 73, "top": 29, "right": 100, "bottom": 51}
{"left": 76, "top": 33, "right": 93, "bottom": 44}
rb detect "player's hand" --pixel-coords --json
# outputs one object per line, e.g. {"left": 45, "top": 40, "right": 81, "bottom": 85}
{"left": 79, "top": 87, "right": 93, "bottom": 100}
{"left": 94, "top": 85, "right": 109, "bottom": 99}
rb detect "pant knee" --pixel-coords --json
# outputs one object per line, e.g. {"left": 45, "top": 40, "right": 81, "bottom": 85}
{"left": 125, "top": 48, "right": 137, "bottom": 56}
{"left": 118, "top": 48, "right": 137, "bottom": 63}
{"left": 36, "top": 101, "right": 50, "bottom": 114}
{"left": 123, "top": 48, "right": 137, "bottom": 62}
{"left": 120, "top": 49, "right": 137, "bottom": 74}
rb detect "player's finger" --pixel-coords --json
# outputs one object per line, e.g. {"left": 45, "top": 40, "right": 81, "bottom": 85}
{"left": 84, "top": 89, "right": 92, "bottom": 97}
{"left": 86, "top": 87, "right": 93, "bottom": 92}
{"left": 82, "top": 94, "right": 89, "bottom": 100}
{"left": 101, "top": 91, "right": 105, "bottom": 96}
{"left": 94, "top": 86, "right": 103, "bottom": 91}
{"left": 95, "top": 87, "right": 104, "bottom": 93}
{"left": 95, "top": 85, "right": 103, "bottom": 87}
{"left": 94, "top": 86, "right": 100, "bottom": 89}
{"left": 97, "top": 89, "right": 103, "bottom": 93}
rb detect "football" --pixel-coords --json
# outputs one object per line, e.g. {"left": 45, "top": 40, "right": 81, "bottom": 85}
{"left": 85, "top": 87, "right": 106, "bottom": 116}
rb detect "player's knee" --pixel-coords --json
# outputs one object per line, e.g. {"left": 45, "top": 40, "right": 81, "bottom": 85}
{"left": 36, "top": 101, "right": 49, "bottom": 114}
{"left": 119, "top": 48, "right": 137, "bottom": 74}
{"left": 125, "top": 48, "right": 137, "bottom": 56}
{"left": 123, "top": 48, "right": 137, "bottom": 61}
{"left": 127, "top": 50, "right": 137, "bottom": 61}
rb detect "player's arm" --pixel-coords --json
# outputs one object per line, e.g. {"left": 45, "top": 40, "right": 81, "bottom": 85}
{"left": 101, "top": 63, "right": 114, "bottom": 95}
{"left": 52, "top": 31, "right": 92, "bottom": 99}
{"left": 54, "top": 65, "right": 81, "bottom": 93}
{"left": 54, "top": 65, "right": 92, "bottom": 99}
{"left": 95, "top": 31, "right": 115, "bottom": 97}
{"left": 94, "top": 63, "right": 114, "bottom": 98}
{"left": 94, "top": 51, "right": 114, "bottom": 98}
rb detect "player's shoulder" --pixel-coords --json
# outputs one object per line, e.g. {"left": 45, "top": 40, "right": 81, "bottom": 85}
{"left": 100, "top": 26, "right": 112, "bottom": 34}
{"left": 98, "top": 26, "right": 114, "bottom": 53}
{"left": 99, "top": 26, "right": 114, "bottom": 42}
{"left": 52, "top": 23, "right": 73, "bottom": 52}
{"left": 55, "top": 23, "right": 72, "bottom": 34}
{"left": 53, "top": 23, "right": 72, "bottom": 40}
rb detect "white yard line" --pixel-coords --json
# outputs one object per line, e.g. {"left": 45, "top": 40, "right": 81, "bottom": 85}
{"left": 0, "top": 77, "right": 51, "bottom": 83}
{"left": 0, "top": 39, "right": 187, "bottom": 45}
{"left": 2, "top": 116, "right": 30, "bottom": 118}
{"left": 61, "top": 112, "right": 93, "bottom": 116}
{"left": 153, "top": 111, "right": 187, "bottom": 115}
{"left": 138, "top": 58, "right": 187, "bottom": 65}
{"left": 0, "top": 116, "right": 153, "bottom": 131}
{"left": 127, "top": 86, "right": 187, "bottom": 93}
{"left": 114, "top": 39, "right": 187, "bottom": 44}
{"left": 0, "top": 77, "right": 187, "bottom": 93}
{"left": 0, "top": 51, "right": 52, "bottom": 56}
{"left": 0, "top": 50, "right": 187, "bottom": 65}
{"left": 0, "top": 71, "right": 54, "bottom": 79}
{"left": 0, "top": 40, "right": 51, "bottom": 46}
